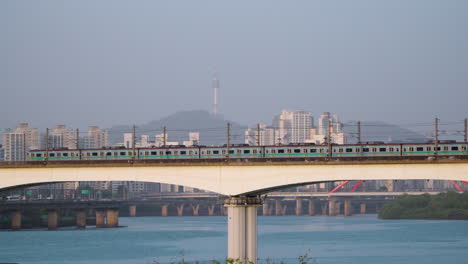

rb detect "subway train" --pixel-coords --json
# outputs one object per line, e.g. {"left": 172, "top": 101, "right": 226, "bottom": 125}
{"left": 27, "top": 142, "right": 468, "bottom": 161}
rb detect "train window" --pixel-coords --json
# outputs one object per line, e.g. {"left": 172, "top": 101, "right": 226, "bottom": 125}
{"left": 426, "top": 147, "right": 431, "bottom": 151}
{"left": 253, "top": 150, "right": 257, "bottom": 154}
{"left": 372, "top": 148, "right": 377, "bottom": 152}
{"left": 416, "top": 147, "right": 423, "bottom": 152}
{"left": 237, "top": 150, "right": 242, "bottom": 154}
{"left": 229, "top": 150, "right": 234, "bottom": 154}
{"left": 244, "top": 150, "right": 251, "bottom": 154}
{"left": 287, "top": 149, "right": 292, "bottom": 154}
{"left": 222, "top": 150, "right": 226, "bottom": 154}
{"left": 50, "top": 153, "right": 55, "bottom": 157}
{"left": 346, "top": 148, "right": 353, "bottom": 152}
{"left": 173, "top": 151, "right": 178, "bottom": 155}
{"left": 363, "top": 148, "right": 370, "bottom": 152}
{"left": 444, "top": 147, "right": 448, "bottom": 151}
{"left": 120, "top": 152, "right": 126, "bottom": 156}
{"left": 189, "top": 151, "right": 193, "bottom": 155}
{"left": 356, "top": 148, "right": 361, "bottom": 152}
{"left": 408, "top": 147, "right": 414, "bottom": 152}
{"left": 180, "top": 151, "right": 186, "bottom": 155}
{"left": 56, "top": 153, "right": 61, "bottom": 157}
{"left": 396, "top": 148, "right": 399, "bottom": 151}
{"left": 166, "top": 151, "right": 172, "bottom": 155}
{"left": 107, "top": 152, "right": 112, "bottom": 156}
{"left": 266, "top": 150, "right": 269, "bottom": 154}
{"left": 213, "top": 150, "right": 219, "bottom": 154}
{"left": 278, "top": 149, "right": 285, "bottom": 154}
{"left": 311, "top": 149, "right": 317, "bottom": 153}
{"left": 319, "top": 149, "right": 323, "bottom": 153}
{"left": 294, "top": 149, "right": 301, "bottom": 153}
{"left": 462, "top": 146, "right": 467, "bottom": 151}
{"left": 92, "top": 152, "right": 98, "bottom": 156}
{"left": 451, "top": 146, "right": 459, "bottom": 151}
{"left": 71, "top": 153, "right": 75, "bottom": 157}
{"left": 207, "top": 150, "right": 211, "bottom": 154}
{"left": 379, "top": 148, "right": 386, "bottom": 152}
{"left": 389, "top": 147, "right": 394, "bottom": 152}
{"left": 63, "top": 153, "right": 69, "bottom": 157}
{"left": 271, "top": 149, "right": 276, "bottom": 154}
{"left": 160, "top": 151, "right": 164, "bottom": 155}
{"left": 36, "top": 153, "right": 42, "bottom": 157}
{"left": 303, "top": 149, "right": 307, "bottom": 153}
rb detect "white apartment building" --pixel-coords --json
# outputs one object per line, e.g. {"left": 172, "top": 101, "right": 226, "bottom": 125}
{"left": 244, "top": 124, "right": 276, "bottom": 146}
{"left": 183, "top": 132, "right": 200, "bottom": 147}
{"left": 50, "top": 125, "right": 78, "bottom": 149}
{"left": 80, "top": 126, "right": 108, "bottom": 149}
{"left": 272, "top": 110, "right": 313, "bottom": 144}
{"left": 2, "top": 123, "right": 39, "bottom": 161}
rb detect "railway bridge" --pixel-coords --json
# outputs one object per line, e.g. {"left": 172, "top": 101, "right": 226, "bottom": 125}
{"left": 1, "top": 158, "right": 468, "bottom": 263}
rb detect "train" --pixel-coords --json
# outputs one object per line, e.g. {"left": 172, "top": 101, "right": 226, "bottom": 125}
{"left": 27, "top": 141, "right": 468, "bottom": 161}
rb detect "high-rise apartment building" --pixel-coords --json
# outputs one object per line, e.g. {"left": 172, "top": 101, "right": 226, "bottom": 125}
{"left": 244, "top": 124, "right": 276, "bottom": 146}
{"left": 2, "top": 123, "right": 39, "bottom": 161}
{"left": 50, "top": 125, "right": 78, "bottom": 149}
{"left": 272, "top": 110, "right": 313, "bottom": 144}
{"left": 0, "top": 144, "right": 4, "bottom": 161}
{"left": 80, "top": 126, "right": 108, "bottom": 149}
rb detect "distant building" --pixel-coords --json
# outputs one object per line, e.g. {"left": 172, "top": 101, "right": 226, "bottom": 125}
{"left": 50, "top": 125, "right": 78, "bottom": 149}
{"left": 307, "top": 112, "right": 345, "bottom": 144}
{"left": 245, "top": 124, "right": 276, "bottom": 146}
{"left": 0, "top": 144, "right": 4, "bottom": 161}
{"left": 272, "top": 110, "right": 313, "bottom": 144}
{"left": 2, "top": 123, "right": 39, "bottom": 161}
{"left": 80, "top": 126, "right": 108, "bottom": 149}
{"left": 183, "top": 132, "right": 200, "bottom": 147}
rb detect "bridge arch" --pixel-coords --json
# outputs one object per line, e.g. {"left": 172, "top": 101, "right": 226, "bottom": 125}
{"left": 1, "top": 160, "right": 468, "bottom": 196}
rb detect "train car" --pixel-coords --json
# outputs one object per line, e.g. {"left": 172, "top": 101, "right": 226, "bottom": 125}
{"left": 264, "top": 145, "right": 327, "bottom": 159}
{"left": 139, "top": 147, "right": 200, "bottom": 160}
{"left": 402, "top": 143, "right": 468, "bottom": 157}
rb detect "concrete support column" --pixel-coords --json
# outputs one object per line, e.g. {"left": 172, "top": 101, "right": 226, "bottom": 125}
{"left": 177, "top": 204, "right": 184, "bottom": 216}
{"left": 48, "top": 210, "right": 59, "bottom": 230}
{"left": 344, "top": 199, "right": 352, "bottom": 216}
{"left": 129, "top": 205, "right": 136, "bottom": 217}
{"left": 360, "top": 203, "right": 366, "bottom": 214}
{"left": 328, "top": 199, "right": 337, "bottom": 216}
{"left": 191, "top": 204, "right": 200, "bottom": 216}
{"left": 335, "top": 202, "right": 341, "bottom": 216}
{"left": 11, "top": 211, "right": 21, "bottom": 231}
{"left": 225, "top": 196, "right": 262, "bottom": 264}
{"left": 281, "top": 205, "right": 287, "bottom": 215}
{"left": 208, "top": 205, "right": 215, "bottom": 216}
{"left": 296, "top": 198, "right": 303, "bottom": 216}
{"left": 262, "top": 201, "right": 270, "bottom": 216}
{"left": 106, "top": 209, "right": 119, "bottom": 227}
{"left": 321, "top": 202, "right": 328, "bottom": 215}
{"left": 76, "top": 209, "right": 87, "bottom": 229}
{"left": 161, "top": 205, "right": 168, "bottom": 217}
{"left": 308, "top": 199, "right": 315, "bottom": 216}
{"left": 275, "top": 200, "right": 282, "bottom": 216}
{"left": 95, "top": 210, "right": 106, "bottom": 227}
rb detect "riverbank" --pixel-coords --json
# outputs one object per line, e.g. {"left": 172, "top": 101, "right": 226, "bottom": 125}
{"left": 378, "top": 192, "right": 468, "bottom": 220}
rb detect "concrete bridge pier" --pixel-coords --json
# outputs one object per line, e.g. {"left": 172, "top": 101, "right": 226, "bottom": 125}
{"left": 48, "top": 209, "right": 59, "bottom": 230}
{"left": 328, "top": 199, "right": 337, "bottom": 216}
{"left": 295, "top": 198, "right": 303, "bottom": 216}
{"left": 208, "top": 205, "right": 216, "bottom": 216}
{"left": 11, "top": 211, "right": 22, "bottom": 230}
{"left": 262, "top": 200, "right": 270, "bottom": 216}
{"left": 224, "top": 196, "right": 262, "bottom": 264}
{"left": 106, "top": 209, "right": 119, "bottom": 227}
{"left": 129, "top": 205, "right": 137, "bottom": 217}
{"left": 321, "top": 202, "right": 328, "bottom": 215}
{"left": 344, "top": 199, "right": 352, "bottom": 216}
{"left": 177, "top": 204, "right": 184, "bottom": 216}
{"left": 76, "top": 209, "right": 87, "bottom": 229}
{"left": 275, "top": 200, "right": 282, "bottom": 216}
{"left": 281, "top": 205, "right": 288, "bottom": 215}
{"left": 191, "top": 204, "right": 200, "bottom": 216}
{"left": 308, "top": 199, "right": 315, "bottom": 216}
{"left": 161, "top": 205, "right": 168, "bottom": 217}
{"left": 335, "top": 201, "right": 341, "bottom": 216}
{"left": 360, "top": 203, "right": 366, "bottom": 214}
{"left": 95, "top": 210, "right": 106, "bottom": 227}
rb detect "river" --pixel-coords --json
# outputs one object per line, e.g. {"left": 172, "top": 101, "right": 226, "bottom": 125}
{"left": 1, "top": 215, "right": 467, "bottom": 264}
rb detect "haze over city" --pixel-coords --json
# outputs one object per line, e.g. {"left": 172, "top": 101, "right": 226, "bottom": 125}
{"left": 2, "top": 0, "right": 467, "bottom": 131}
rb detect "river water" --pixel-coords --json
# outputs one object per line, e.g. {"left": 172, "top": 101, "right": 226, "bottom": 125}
{"left": 1, "top": 215, "right": 468, "bottom": 264}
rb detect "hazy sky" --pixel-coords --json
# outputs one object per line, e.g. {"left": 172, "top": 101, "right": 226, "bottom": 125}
{"left": 1, "top": 0, "right": 467, "bottom": 131}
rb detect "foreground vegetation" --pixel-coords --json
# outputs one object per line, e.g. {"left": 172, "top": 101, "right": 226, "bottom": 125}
{"left": 379, "top": 192, "right": 468, "bottom": 220}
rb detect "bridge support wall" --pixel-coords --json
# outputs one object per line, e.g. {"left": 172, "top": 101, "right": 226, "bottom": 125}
{"left": 11, "top": 211, "right": 21, "bottom": 230}
{"left": 161, "top": 205, "right": 168, "bottom": 217}
{"left": 106, "top": 209, "right": 119, "bottom": 227}
{"left": 360, "top": 203, "right": 366, "bottom": 214}
{"left": 344, "top": 199, "right": 352, "bottom": 216}
{"left": 95, "top": 210, "right": 106, "bottom": 227}
{"left": 275, "top": 200, "right": 282, "bottom": 216}
{"left": 328, "top": 199, "right": 336, "bottom": 216}
{"left": 296, "top": 198, "right": 302, "bottom": 216}
{"left": 48, "top": 210, "right": 58, "bottom": 230}
{"left": 129, "top": 205, "right": 136, "bottom": 217}
{"left": 76, "top": 209, "right": 86, "bottom": 229}
{"left": 225, "top": 197, "right": 262, "bottom": 264}
{"left": 308, "top": 199, "right": 315, "bottom": 216}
